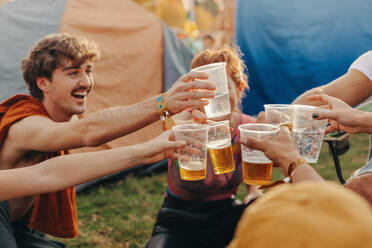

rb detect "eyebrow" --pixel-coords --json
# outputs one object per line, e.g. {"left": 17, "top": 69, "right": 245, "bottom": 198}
{"left": 62, "top": 64, "right": 93, "bottom": 71}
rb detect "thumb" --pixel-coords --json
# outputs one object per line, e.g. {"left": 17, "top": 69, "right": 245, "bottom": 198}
{"left": 240, "top": 136, "right": 265, "bottom": 151}
{"left": 312, "top": 109, "right": 339, "bottom": 121}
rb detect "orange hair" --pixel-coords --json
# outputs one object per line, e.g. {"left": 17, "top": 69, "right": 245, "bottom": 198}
{"left": 191, "top": 48, "right": 248, "bottom": 100}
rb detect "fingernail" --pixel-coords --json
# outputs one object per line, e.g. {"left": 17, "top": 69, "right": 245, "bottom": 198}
{"left": 312, "top": 113, "right": 318, "bottom": 119}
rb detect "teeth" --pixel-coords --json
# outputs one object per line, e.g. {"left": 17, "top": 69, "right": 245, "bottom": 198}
{"left": 72, "top": 91, "right": 87, "bottom": 96}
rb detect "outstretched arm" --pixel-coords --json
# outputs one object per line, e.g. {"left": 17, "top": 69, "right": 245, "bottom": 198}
{"left": 309, "top": 94, "right": 372, "bottom": 134}
{"left": 0, "top": 130, "right": 185, "bottom": 201}
{"left": 7, "top": 71, "right": 216, "bottom": 152}
{"left": 293, "top": 69, "right": 372, "bottom": 106}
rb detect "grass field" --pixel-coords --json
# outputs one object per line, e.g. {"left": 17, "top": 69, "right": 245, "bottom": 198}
{"left": 59, "top": 133, "right": 370, "bottom": 247}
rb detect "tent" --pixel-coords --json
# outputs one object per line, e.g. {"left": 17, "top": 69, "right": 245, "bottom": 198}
{"left": 0, "top": 0, "right": 193, "bottom": 189}
{"left": 236, "top": 0, "right": 372, "bottom": 115}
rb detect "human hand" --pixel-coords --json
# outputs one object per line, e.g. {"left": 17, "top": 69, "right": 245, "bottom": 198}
{"left": 239, "top": 126, "right": 302, "bottom": 176}
{"left": 140, "top": 130, "right": 186, "bottom": 164}
{"left": 164, "top": 71, "right": 216, "bottom": 115}
{"left": 312, "top": 108, "right": 372, "bottom": 134}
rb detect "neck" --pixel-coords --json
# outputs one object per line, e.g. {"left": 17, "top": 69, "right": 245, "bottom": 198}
{"left": 41, "top": 98, "right": 72, "bottom": 122}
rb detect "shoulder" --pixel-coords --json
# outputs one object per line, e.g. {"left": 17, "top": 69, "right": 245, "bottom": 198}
{"left": 349, "top": 51, "right": 372, "bottom": 82}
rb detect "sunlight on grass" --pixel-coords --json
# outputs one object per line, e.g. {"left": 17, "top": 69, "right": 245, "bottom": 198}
{"left": 59, "top": 134, "right": 369, "bottom": 247}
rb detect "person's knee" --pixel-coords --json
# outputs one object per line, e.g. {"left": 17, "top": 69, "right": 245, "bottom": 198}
{"left": 345, "top": 173, "right": 372, "bottom": 206}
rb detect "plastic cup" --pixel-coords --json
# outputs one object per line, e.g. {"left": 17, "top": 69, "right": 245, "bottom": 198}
{"left": 173, "top": 124, "right": 208, "bottom": 181}
{"left": 191, "top": 62, "right": 231, "bottom": 119}
{"left": 238, "top": 124, "right": 279, "bottom": 185}
{"left": 207, "top": 120, "right": 235, "bottom": 175}
{"left": 292, "top": 105, "right": 328, "bottom": 163}
{"left": 264, "top": 104, "right": 293, "bottom": 130}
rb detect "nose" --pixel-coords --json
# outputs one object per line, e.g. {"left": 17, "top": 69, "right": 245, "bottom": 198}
{"left": 78, "top": 72, "right": 92, "bottom": 88}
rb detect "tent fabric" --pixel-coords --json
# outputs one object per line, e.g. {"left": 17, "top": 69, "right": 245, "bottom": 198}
{"left": 236, "top": 0, "right": 372, "bottom": 115}
{"left": 0, "top": 0, "right": 196, "bottom": 154}
{"left": 0, "top": 0, "right": 66, "bottom": 100}
{"left": 60, "top": 0, "right": 164, "bottom": 153}
{"left": 163, "top": 23, "right": 194, "bottom": 91}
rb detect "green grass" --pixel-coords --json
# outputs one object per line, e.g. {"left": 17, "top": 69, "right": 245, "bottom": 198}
{"left": 58, "top": 133, "right": 370, "bottom": 247}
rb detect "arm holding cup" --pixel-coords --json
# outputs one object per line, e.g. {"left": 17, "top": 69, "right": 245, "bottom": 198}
{"left": 239, "top": 126, "right": 325, "bottom": 183}
{"left": 309, "top": 94, "right": 372, "bottom": 134}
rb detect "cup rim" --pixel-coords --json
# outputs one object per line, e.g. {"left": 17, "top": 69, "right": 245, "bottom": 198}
{"left": 238, "top": 123, "right": 280, "bottom": 133}
{"left": 207, "top": 120, "right": 230, "bottom": 127}
{"left": 293, "top": 104, "right": 319, "bottom": 110}
{"left": 191, "top": 62, "right": 226, "bottom": 72}
{"left": 264, "top": 104, "right": 293, "bottom": 109}
{"left": 172, "top": 123, "right": 208, "bottom": 132}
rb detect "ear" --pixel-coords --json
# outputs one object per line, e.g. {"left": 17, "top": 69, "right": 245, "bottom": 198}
{"left": 36, "top": 77, "right": 50, "bottom": 93}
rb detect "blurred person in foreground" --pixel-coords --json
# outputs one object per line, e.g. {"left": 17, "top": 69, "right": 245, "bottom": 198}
{"left": 146, "top": 48, "right": 259, "bottom": 248}
{"left": 229, "top": 181, "right": 372, "bottom": 248}
{"left": 234, "top": 118, "right": 372, "bottom": 247}
{"left": 0, "top": 33, "right": 216, "bottom": 248}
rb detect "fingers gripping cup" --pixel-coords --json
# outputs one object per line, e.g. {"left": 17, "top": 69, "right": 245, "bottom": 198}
{"left": 173, "top": 124, "right": 208, "bottom": 181}
{"left": 238, "top": 124, "right": 280, "bottom": 185}
{"left": 208, "top": 120, "right": 235, "bottom": 175}
{"left": 191, "top": 62, "right": 231, "bottom": 119}
{"left": 264, "top": 104, "right": 293, "bottom": 131}
{"left": 292, "top": 105, "right": 328, "bottom": 163}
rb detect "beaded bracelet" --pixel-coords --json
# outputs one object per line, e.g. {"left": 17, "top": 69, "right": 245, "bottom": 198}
{"left": 156, "top": 94, "right": 176, "bottom": 130}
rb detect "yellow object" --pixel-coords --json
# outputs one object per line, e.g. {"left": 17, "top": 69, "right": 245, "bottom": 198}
{"left": 229, "top": 182, "right": 372, "bottom": 248}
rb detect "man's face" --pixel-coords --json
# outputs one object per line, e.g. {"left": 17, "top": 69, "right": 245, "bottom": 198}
{"left": 43, "top": 60, "right": 94, "bottom": 118}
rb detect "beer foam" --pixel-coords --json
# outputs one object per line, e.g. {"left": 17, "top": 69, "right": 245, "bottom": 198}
{"left": 207, "top": 139, "right": 231, "bottom": 149}
{"left": 180, "top": 161, "right": 206, "bottom": 171}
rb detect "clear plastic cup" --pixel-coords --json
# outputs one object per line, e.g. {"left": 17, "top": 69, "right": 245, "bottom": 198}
{"left": 207, "top": 120, "right": 235, "bottom": 175}
{"left": 238, "top": 124, "right": 279, "bottom": 185}
{"left": 191, "top": 62, "right": 231, "bottom": 119}
{"left": 264, "top": 104, "right": 293, "bottom": 130}
{"left": 292, "top": 105, "right": 328, "bottom": 163}
{"left": 173, "top": 124, "right": 209, "bottom": 181}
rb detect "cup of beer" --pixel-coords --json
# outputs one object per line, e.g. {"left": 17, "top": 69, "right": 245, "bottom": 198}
{"left": 207, "top": 120, "right": 235, "bottom": 175}
{"left": 238, "top": 124, "right": 279, "bottom": 185}
{"left": 191, "top": 62, "right": 231, "bottom": 119}
{"left": 264, "top": 104, "right": 293, "bottom": 131}
{"left": 292, "top": 105, "right": 328, "bottom": 163}
{"left": 173, "top": 124, "right": 209, "bottom": 181}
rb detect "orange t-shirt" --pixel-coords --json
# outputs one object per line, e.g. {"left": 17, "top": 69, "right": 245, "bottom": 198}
{"left": 0, "top": 94, "right": 78, "bottom": 238}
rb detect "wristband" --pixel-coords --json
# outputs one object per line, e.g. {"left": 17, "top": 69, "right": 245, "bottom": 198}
{"left": 156, "top": 94, "right": 176, "bottom": 130}
{"left": 287, "top": 158, "right": 308, "bottom": 182}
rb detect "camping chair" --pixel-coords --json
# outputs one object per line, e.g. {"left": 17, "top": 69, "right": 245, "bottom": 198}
{"left": 325, "top": 100, "right": 372, "bottom": 184}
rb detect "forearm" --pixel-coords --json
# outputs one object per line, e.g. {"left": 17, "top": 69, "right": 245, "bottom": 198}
{"left": 80, "top": 96, "right": 159, "bottom": 146}
{"left": 0, "top": 145, "right": 144, "bottom": 200}
{"left": 291, "top": 165, "right": 325, "bottom": 183}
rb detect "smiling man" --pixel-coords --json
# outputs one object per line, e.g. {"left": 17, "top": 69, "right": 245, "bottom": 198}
{"left": 0, "top": 33, "right": 216, "bottom": 248}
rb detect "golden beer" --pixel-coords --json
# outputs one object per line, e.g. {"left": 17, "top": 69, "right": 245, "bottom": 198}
{"left": 280, "top": 122, "right": 293, "bottom": 132}
{"left": 179, "top": 161, "right": 207, "bottom": 181}
{"left": 242, "top": 160, "right": 273, "bottom": 185}
{"left": 208, "top": 141, "right": 235, "bottom": 175}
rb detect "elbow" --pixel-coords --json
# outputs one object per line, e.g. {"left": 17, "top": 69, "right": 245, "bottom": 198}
{"left": 80, "top": 124, "right": 103, "bottom": 147}
{"left": 82, "top": 134, "right": 102, "bottom": 147}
